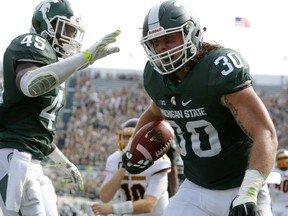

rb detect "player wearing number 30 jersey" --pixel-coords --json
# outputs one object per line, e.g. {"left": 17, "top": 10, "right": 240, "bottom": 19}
{"left": 144, "top": 47, "right": 251, "bottom": 189}
{"left": 122, "top": 1, "right": 278, "bottom": 216}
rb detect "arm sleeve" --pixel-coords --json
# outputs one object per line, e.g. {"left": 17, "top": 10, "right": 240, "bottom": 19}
{"left": 20, "top": 52, "right": 88, "bottom": 97}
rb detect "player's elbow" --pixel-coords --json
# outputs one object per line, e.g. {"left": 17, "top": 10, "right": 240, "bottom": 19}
{"left": 262, "top": 128, "right": 279, "bottom": 153}
{"left": 19, "top": 69, "right": 58, "bottom": 97}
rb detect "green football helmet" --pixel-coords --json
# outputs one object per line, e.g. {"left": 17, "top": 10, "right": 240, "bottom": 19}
{"left": 30, "top": 0, "right": 85, "bottom": 58}
{"left": 141, "top": 0, "right": 204, "bottom": 75}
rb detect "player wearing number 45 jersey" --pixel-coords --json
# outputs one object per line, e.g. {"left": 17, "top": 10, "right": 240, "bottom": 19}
{"left": 0, "top": 0, "right": 120, "bottom": 215}
{"left": 121, "top": 1, "right": 278, "bottom": 216}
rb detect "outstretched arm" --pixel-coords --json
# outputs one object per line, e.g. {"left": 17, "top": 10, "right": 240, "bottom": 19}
{"left": 16, "top": 30, "right": 120, "bottom": 97}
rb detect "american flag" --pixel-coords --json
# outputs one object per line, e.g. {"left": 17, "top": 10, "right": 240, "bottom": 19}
{"left": 235, "top": 17, "right": 251, "bottom": 27}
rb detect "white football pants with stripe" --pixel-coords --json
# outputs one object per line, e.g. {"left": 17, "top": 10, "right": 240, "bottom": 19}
{"left": 0, "top": 148, "right": 58, "bottom": 216}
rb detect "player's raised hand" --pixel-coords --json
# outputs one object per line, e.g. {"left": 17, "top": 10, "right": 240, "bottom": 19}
{"left": 83, "top": 30, "right": 121, "bottom": 65}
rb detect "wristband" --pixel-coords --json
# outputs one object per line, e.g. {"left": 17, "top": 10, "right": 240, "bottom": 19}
{"left": 47, "top": 147, "right": 67, "bottom": 166}
{"left": 82, "top": 51, "right": 92, "bottom": 62}
{"left": 233, "top": 169, "right": 265, "bottom": 206}
{"left": 112, "top": 201, "right": 134, "bottom": 214}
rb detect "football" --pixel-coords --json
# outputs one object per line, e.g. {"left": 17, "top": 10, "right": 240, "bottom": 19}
{"left": 130, "top": 120, "right": 174, "bottom": 163}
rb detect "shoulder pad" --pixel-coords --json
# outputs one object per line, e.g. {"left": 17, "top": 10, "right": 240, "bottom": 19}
{"left": 206, "top": 48, "right": 252, "bottom": 95}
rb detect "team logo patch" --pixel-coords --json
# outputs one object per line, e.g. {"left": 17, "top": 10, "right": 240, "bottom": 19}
{"left": 182, "top": 100, "right": 192, "bottom": 106}
{"left": 170, "top": 96, "right": 176, "bottom": 106}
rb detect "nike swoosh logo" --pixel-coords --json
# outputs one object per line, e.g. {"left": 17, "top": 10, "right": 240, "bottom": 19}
{"left": 182, "top": 100, "right": 192, "bottom": 106}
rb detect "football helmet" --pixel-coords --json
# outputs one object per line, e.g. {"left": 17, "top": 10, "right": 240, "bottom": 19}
{"left": 30, "top": 0, "right": 85, "bottom": 58}
{"left": 118, "top": 118, "right": 138, "bottom": 152}
{"left": 141, "top": 0, "right": 203, "bottom": 75}
{"left": 276, "top": 148, "right": 288, "bottom": 171}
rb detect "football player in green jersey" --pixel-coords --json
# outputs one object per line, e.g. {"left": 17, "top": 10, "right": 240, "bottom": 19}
{"left": 122, "top": 1, "right": 278, "bottom": 216}
{"left": 0, "top": 0, "right": 120, "bottom": 215}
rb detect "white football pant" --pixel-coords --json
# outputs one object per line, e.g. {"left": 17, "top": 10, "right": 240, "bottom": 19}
{"left": 164, "top": 178, "right": 272, "bottom": 216}
{"left": 0, "top": 148, "right": 58, "bottom": 216}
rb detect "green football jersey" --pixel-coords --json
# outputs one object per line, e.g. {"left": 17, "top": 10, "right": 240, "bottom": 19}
{"left": 0, "top": 33, "right": 65, "bottom": 160}
{"left": 143, "top": 48, "right": 253, "bottom": 190}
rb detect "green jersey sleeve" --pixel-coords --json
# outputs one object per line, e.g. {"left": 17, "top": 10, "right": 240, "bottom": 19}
{"left": 206, "top": 48, "right": 252, "bottom": 96}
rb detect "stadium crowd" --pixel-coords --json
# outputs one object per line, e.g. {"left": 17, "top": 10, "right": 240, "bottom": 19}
{"left": 39, "top": 70, "right": 288, "bottom": 214}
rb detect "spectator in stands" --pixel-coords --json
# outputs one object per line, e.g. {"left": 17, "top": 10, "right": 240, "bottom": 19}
{"left": 91, "top": 118, "right": 171, "bottom": 215}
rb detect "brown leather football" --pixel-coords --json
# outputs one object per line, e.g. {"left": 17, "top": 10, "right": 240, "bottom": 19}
{"left": 130, "top": 120, "right": 174, "bottom": 163}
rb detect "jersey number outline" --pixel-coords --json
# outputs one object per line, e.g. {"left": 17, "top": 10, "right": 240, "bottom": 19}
{"left": 167, "top": 53, "right": 244, "bottom": 157}
{"left": 40, "top": 85, "right": 65, "bottom": 131}
{"left": 169, "top": 120, "right": 221, "bottom": 157}
{"left": 21, "top": 35, "right": 46, "bottom": 50}
{"left": 121, "top": 183, "right": 145, "bottom": 201}
{"left": 214, "top": 52, "right": 244, "bottom": 76}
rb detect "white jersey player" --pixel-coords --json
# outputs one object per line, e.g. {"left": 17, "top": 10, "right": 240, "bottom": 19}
{"left": 268, "top": 149, "right": 288, "bottom": 216}
{"left": 91, "top": 118, "right": 171, "bottom": 216}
